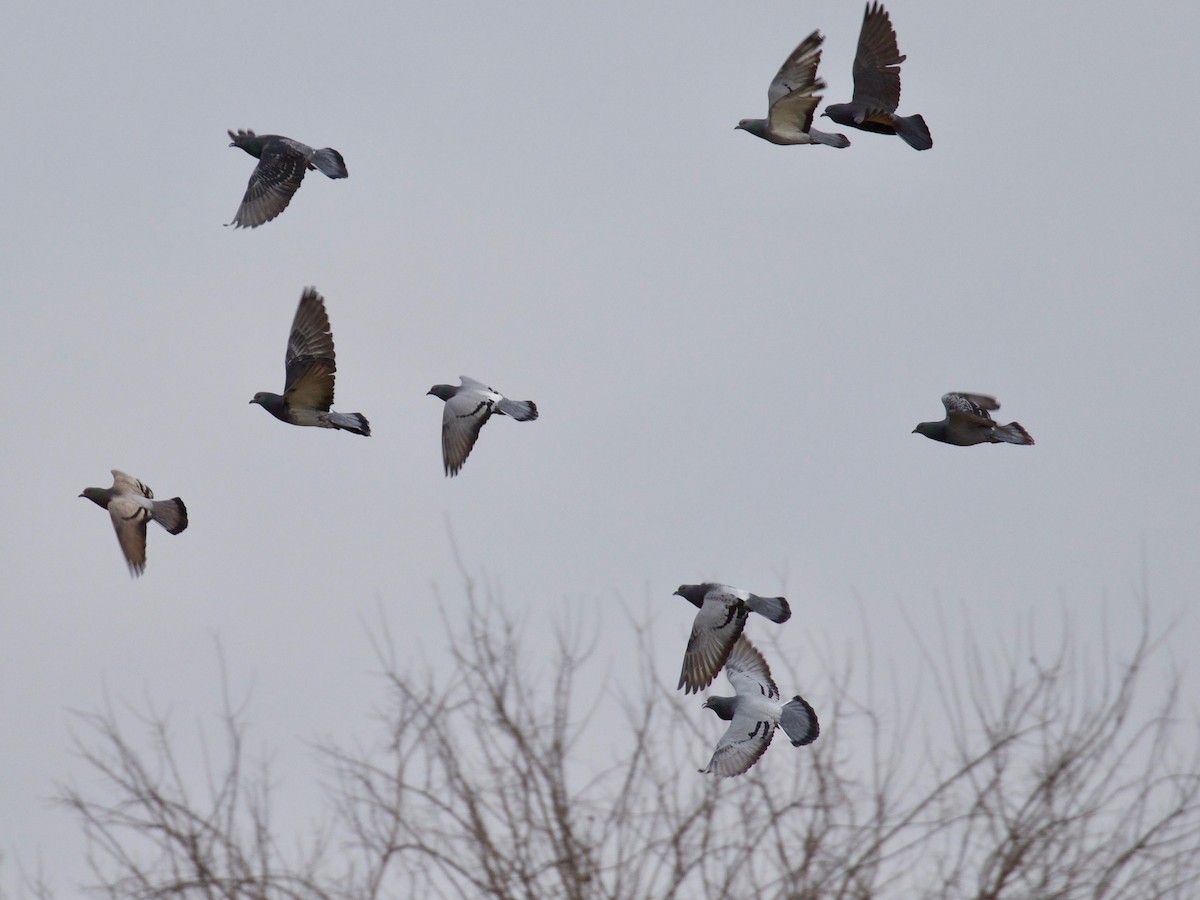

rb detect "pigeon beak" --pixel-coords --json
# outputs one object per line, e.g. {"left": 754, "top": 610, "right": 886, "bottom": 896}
{"left": 911, "top": 427, "right": 919, "bottom": 434}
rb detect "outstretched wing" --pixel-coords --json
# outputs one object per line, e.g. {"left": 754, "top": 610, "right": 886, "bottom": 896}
{"left": 942, "top": 392, "right": 998, "bottom": 425}
{"left": 441, "top": 387, "right": 494, "bottom": 476}
{"left": 852, "top": 2, "right": 905, "bottom": 115}
{"left": 725, "top": 636, "right": 779, "bottom": 701}
{"left": 283, "top": 288, "right": 337, "bottom": 412}
{"left": 678, "top": 589, "right": 748, "bottom": 694}
{"left": 231, "top": 143, "right": 308, "bottom": 228}
{"left": 767, "top": 31, "right": 825, "bottom": 136}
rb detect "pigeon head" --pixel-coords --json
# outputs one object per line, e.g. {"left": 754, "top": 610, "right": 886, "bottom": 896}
{"left": 912, "top": 421, "right": 938, "bottom": 438}
{"left": 673, "top": 583, "right": 713, "bottom": 609}
{"left": 734, "top": 119, "right": 768, "bottom": 139}
{"left": 703, "top": 696, "right": 738, "bottom": 721}
{"left": 79, "top": 487, "right": 109, "bottom": 508}
{"left": 250, "top": 392, "right": 285, "bottom": 415}
{"left": 228, "top": 129, "right": 264, "bottom": 156}
{"left": 427, "top": 384, "right": 457, "bottom": 401}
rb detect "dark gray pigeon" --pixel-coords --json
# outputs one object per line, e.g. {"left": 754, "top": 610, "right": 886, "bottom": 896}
{"left": 913, "top": 393, "right": 1033, "bottom": 446}
{"left": 700, "top": 636, "right": 820, "bottom": 777}
{"left": 427, "top": 376, "right": 538, "bottom": 476}
{"left": 822, "top": 3, "right": 932, "bottom": 150}
{"left": 736, "top": 30, "right": 850, "bottom": 148}
{"left": 227, "top": 129, "right": 348, "bottom": 228}
{"left": 675, "top": 583, "right": 791, "bottom": 694}
{"left": 80, "top": 470, "right": 188, "bottom": 577}
{"left": 250, "top": 287, "right": 370, "bottom": 436}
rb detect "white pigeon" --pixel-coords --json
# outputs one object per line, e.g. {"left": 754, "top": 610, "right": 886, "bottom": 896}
{"left": 735, "top": 30, "right": 850, "bottom": 147}
{"left": 700, "top": 636, "right": 820, "bottom": 777}
{"left": 426, "top": 376, "right": 538, "bottom": 476}
{"left": 80, "top": 470, "right": 188, "bottom": 577}
{"left": 674, "top": 583, "right": 791, "bottom": 694}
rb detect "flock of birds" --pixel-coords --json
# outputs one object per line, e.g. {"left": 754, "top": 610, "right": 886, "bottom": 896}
{"left": 78, "top": 3, "right": 1035, "bottom": 777}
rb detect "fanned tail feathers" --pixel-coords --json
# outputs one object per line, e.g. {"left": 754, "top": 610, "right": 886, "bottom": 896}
{"left": 310, "top": 148, "right": 348, "bottom": 179}
{"left": 896, "top": 114, "right": 932, "bottom": 150}
{"left": 994, "top": 422, "right": 1034, "bottom": 445}
{"left": 810, "top": 128, "right": 850, "bottom": 149}
{"left": 780, "top": 696, "right": 820, "bottom": 746}
{"left": 746, "top": 595, "right": 791, "bottom": 624}
{"left": 151, "top": 498, "right": 188, "bottom": 535}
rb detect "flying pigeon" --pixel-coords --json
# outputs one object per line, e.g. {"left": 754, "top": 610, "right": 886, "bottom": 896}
{"left": 675, "top": 583, "right": 791, "bottom": 695}
{"left": 427, "top": 376, "right": 538, "bottom": 476}
{"left": 80, "top": 470, "right": 188, "bottom": 577}
{"left": 822, "top": 3, "right": 932, "bottom": 150}
{"left": 700, "top": 636, "right": 820, "bottom": 777}
{"left": 226, "top": 129, "right": 348, "bottom": 228}
{"left": 736, "top": 30, "right": 850, "bottom": 148}
{"left": 913, "top": 393, "right": 1034, "bottom": 446}
{"left": 250, "top": 287, "right": 371, "bottom": 436}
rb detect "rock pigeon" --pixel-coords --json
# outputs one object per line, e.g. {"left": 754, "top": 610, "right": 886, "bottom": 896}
{"left": 700, "top": 636, "right": 820, "bottom": 777}
{"left": 822, "top": 3, "right": 932, "bottom": 150}
{"left": 736, "top": 30, "right": 850, "bottom": 148}
{"left": 913, "top": 393, "right": 1034, "bottom": 446}
{"left": 427, "top": 376, "right": 538, "bottom": 476}
{"left": 250, "top": 287, "right": 370, "bottom": 436}
{"left": 226, "top": 129, "right": 348, "bottom": 228}
{"left": 675, "top": 583, "right": 791, "bottom": 694}
{"left": 80, "top": 470, "right": 188, "bottom": 577}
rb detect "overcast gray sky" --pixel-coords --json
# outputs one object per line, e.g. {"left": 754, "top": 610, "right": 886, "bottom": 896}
{"left": 2, "top": 0, "right": 1198, "bottom": 889}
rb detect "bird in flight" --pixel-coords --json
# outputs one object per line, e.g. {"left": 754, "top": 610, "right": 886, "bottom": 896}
{"left": 80, "top": 470, "right": 188, "bottom": 577}
{"left": 250, "top": 287, "right": 371, "bottom": 436}
{"left": 736, "top": 30, "right": 850, "bottom": 148}
{"left": 674, "top": 583, "right": 791, "bottom": 694}
{"left": 426, "top": 376, "right": 538, "bottom": 476}
{"left": 699, "top": 636, "right": 820, "bottom": 777}
{"left": 913, "top": 393, "right": 1034, "bottom": 446}
{"left": 822, "top": 2, "right": 932, "bottom": 150}
{"left": 226, "top": 129, "right": 348, "bottom": 228}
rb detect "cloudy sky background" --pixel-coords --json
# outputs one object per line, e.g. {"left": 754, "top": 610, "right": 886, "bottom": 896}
{"left": 2, "top": 0, "right": 1197, "bottom": 889}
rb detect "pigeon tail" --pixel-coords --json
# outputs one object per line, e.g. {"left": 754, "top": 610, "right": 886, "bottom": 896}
{"left": 746, "top": 595, "right": 791, "bottom": 624}
{"left": 780, "top": 696, "right": 820, "bottom": 746}
{"left": 993, "top": 422, "right": 1034, "bottom": 445}
{"left": 809, "top": 128, "right": 850, "bottom": 149}
{"left": 151, "top": 497, "right": 189, "bottom": 535}
{"left": 328, "top": 411, "right": 371, "bottom": 436}
{"left": 496, "top": 398, "right": 538, "bottom": 421}
{"left": 895, "top": 114, "right": 932, "bottom": 151}
{"left": 310, "top": 148, "right": 348, "bottom": 179}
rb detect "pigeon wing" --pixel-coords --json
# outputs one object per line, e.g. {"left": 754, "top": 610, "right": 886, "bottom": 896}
{"left": 678, "top": 590, "right": 748, "bottom": 693}
{"left": 110, "top": 469, "right": 152, "bottom": 499}
{"left": 441, "top": 389, "right": 493, "bottom": 476}
{"left": 283, "top": 288, "right": 336, "bottom": 412}
{"left": 766, "top": 31, "right": 825, "bottom": 135}
{"left": 943, "top": 392, "right": 997, "bottom": 426}
{"left": 851, "top": 2, "right": 905, "bottom": 115}
{"left": 107, "top": 494, "right": 150, "bottom": 576}
{"left": 703, "top": 704, "right": 778, "bottom": 777}
{"left": 232, "top": 143, "right": 308, "bottom": 228}
{"left": 725, "top": 636, "right": 780, "bottom": 701}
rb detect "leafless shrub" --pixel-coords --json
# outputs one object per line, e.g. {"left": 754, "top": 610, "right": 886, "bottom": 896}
{"left": 32, "top": 588, "right": 1200, "bottom": 899}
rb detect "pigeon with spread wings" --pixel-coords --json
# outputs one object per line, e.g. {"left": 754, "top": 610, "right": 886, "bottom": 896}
{"left": 736, "top": 30, "right": 849, "bottom": 148}
{"left": 226, "top": 129, "right": 348, "bottom": 228}
{"left": 427, "top": 377, "right": 538, "bottom": 476}
{"left": 700, "top": 636, "right": 820, "bottom": 777}
{"left": 913, "top": 393, "right": 1033, "bottom": 446}
{"left": 822, "top": 2, "right": 932, "bottom": 150}
{"left": 80, "top": 470, "right": 188, "bottom": 577}
{"left": 675, "top": 583, "right": 791, "bottom": 694}
{"left": 250, "top": 287, "right": 371, "bottom": 436}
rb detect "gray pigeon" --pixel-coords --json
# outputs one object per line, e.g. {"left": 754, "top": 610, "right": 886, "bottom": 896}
{"left": 250, "top": 287, "right": 370, "bottom": 436}
{"left": 227, "top": 129, "right": 348, "bottom": 228}
{"left": 427, "top": 376, "right": 538, "bottom": 476}
{"left": 675, "top": 583, "right": 791, "bottom": 694}
{"left": 80, "top": 470, "right": 188, "bottom": 577}
{"left": 822, "top": 3, "right": 932, "bottom": 150}
{"left": 700, "top": 636, "right": 820, "bottom": 777}
{"left": 913, "top": 393, "right": 1034, "bottom": 446}
{"left": 736, "top": 30, "right": 850, "bottom": 148}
